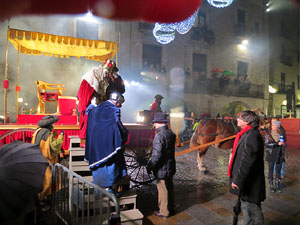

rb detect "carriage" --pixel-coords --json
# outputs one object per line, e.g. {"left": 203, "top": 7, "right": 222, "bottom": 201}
{"left": 0, "top": 117, "right": 238, "bottom": 185}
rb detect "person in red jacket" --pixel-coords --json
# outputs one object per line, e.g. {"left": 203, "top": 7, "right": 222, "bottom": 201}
{"left": 150, "top": 94, "right": 164, "bottom": 114}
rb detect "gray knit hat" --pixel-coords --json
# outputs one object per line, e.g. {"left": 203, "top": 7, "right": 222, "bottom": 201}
{"left": 272, "top": 121, "right": 281, "bottom": 127}
{"left": 38, "top": 115, "right": 59, "bottom": 127}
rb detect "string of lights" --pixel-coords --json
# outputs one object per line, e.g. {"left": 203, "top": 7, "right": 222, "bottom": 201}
{"left": 207, "top": 0, "right": 233, "bottom": 8}
{"left": 153, "top": 0, "right": 233, "bottom": 44}
{"left": 153, "top": 10, "right": 198, "bottom": 44}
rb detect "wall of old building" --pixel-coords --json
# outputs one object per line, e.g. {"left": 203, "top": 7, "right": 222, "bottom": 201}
{"left": 0, "top": 0, "right": 272, "bottom": 123}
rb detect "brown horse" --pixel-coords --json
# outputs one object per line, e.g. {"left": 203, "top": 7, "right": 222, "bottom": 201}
{"left": 190, "top": 119, "right": 238, "bottom": 173}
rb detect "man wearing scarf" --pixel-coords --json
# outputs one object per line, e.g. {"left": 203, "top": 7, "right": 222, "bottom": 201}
{"left": 228, "top": 110, "right": 265, "bottom": 225}
{"left": 84, "top": 92, "right": 128, "bottom": 196}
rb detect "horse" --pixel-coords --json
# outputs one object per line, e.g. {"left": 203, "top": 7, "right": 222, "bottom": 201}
{"left": 190, "top": 118, "right": 238, "bottom": 173}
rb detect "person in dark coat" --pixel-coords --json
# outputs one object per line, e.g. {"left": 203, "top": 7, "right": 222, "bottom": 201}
{"left": 147, "top": 112, "right": 176, "bottom": 218}
{"left": 265, "top": 120, "right": 285, "bottom": 193}
{"left": 228, "top": 110, "right": 266, "bottom": 225}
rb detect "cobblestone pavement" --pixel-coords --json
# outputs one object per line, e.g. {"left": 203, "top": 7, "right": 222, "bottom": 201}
{"left": 134, "top": 145, "right": 300, "bottom": 225}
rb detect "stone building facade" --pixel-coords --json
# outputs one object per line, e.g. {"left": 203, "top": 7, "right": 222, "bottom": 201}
{"left": 267, "top": 4, "right": 300, "bottom": 118}
{"left": 0, "top": 0, "right": 280, "bottom": 122}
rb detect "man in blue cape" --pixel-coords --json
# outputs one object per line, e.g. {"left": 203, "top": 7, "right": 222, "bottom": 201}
{"left": 85, "top": 92, "right": 128, "bottom": 195}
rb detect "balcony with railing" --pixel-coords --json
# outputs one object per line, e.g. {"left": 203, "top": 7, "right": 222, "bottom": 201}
{"left": 184, "top": 77, "right": 264, "bottom": 98}
{"left": 190, "top": 25, "right": 215, "bottom": 45}
{"left": 272, "top": 83, "right": 293, "bottom": 94}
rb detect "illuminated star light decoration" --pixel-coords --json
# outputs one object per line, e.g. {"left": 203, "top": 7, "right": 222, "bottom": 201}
{"left": 207, "top": 0, "right": 233, "bottom": 8}
{"left": 153, "top": 10, "right": 198, "bottom": 45}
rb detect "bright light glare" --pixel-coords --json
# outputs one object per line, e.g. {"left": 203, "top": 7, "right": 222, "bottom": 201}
{"left": 124, "top": 80, "right": 130, "bottom": 87}
{"left": 76, "top": 100, "right": 79, "bottom": 105}
{"left": 282, "top": 100, "right": 287, "bottom": 105}
{"left": 78, "top": 11, "right": 100, "bottom": 23}
{"left": 18, "top": 98, "right": 23, "bottom": 103}
{"left": 86, "top": 11, "right": 93, "bottom": 17}
{"left": 170, "top": 112, "right": 185, "bottom": 118}
{"left": 266, "top": 8, "right": 271, "bottom": 12}
{"left": 269, "top": 85, "right": 277, "bottom": 93}
{"left": 238, "top": 44, "right": 247, "bottom": 51}
{"left": 136, "top": 114, "right": 145, "bottom": 122}
{"left": 130, "top": 81, "right": 140, "bottom": 86}
{"left": 25, "top": 103, "right": 28, "bottom": 106}
{"left": 242, "top": 40, "right": 249, "bottom": 45}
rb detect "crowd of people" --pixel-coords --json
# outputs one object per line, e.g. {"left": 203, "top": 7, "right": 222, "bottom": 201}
{"left": 185, "top": 69, "right": 251, "bottom": 95}
{"left": 4, "top": 58, "right": 289, "bottom": 224}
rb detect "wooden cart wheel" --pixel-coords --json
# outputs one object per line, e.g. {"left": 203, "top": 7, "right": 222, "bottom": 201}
{"left": 125, "top": 147, "right": 155, "bottom": 184}
{"left": 125, "top": 138, "right": 155, "bottom": 184}
{"left": 0, "top": 128, "right": 35, "bottom": 147}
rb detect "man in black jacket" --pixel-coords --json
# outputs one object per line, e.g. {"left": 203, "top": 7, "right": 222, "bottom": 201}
{"left": 228, "top": 110, "right": 266, "bottom": 225}
{"left": 147, "top": 112, "right": 176, "bottom": 218}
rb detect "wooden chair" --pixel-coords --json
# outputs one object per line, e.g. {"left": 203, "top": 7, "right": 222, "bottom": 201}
{"left": 35, "top": 80, "right": 66, "bottom": 114}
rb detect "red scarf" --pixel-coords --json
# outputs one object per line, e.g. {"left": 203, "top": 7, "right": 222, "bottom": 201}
{"left": 227, "top": 125, "right": 252, "bottom": 177}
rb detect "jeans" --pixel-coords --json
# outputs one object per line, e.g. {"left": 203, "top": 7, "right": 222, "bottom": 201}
{"left": 273, "top": 162, "right": 285, "bottom": 177}
{"left": 241, "top": 200, "right": 264, "bottom": 225}
{"left": 268, "top": 161, "right": 283, "bottom": 180}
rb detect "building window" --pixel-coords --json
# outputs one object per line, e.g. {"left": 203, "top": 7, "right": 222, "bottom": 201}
{"left": 254, "top": 22, "right": 260, "bottom": 35}
{"left": 236, "top": 9, "right": 246, "bottom": 35}
{"left": 281, "top": 72, "right": 286, "bottom": 92}
{"left": 193, "top": 53, "right": 207, "bottom": 78}
{"left": 237, "top": 61, "right": 248, "bottom": 77}
{"left": 195, "top": 11, "right": 207, "bottom": 28}
{"left": 76, "top": 20, "right": 99, "bottom": 40}
{"left": 142, "top": 44, "right": 162, "bottom": 72}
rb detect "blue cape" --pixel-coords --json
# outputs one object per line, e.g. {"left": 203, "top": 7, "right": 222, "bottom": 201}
{"left": 85, "top": 101, "right": 128, "bottom": 170}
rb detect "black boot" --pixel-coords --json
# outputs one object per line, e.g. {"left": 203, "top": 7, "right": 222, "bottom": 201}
{"left": 275, "top": 179, "right": 283, "bottom": 193}
{"left": 269, "top": 179, "right": 275, "bottom": 192}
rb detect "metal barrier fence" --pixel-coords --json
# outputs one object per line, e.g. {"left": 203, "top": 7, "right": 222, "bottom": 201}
{"left": 52, "top": 163, "right": 120, "bottom": 225}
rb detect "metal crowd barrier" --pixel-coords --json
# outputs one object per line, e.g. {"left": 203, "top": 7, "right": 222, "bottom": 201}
{"left": 52, "top": 163, "right": 120, "bottom": 225}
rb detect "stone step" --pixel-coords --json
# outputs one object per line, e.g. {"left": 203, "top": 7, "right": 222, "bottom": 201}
{"left": 70, "top": 164, "right": 90, "bottom": 172}
{"left": 101, "top": 209, "right": 143, "bottom": 225}
{"left": 69, "top": 147, "right": 85, "bottom": 151}
{"left": 72, "top": 187, "right": 137, "bottom": 210}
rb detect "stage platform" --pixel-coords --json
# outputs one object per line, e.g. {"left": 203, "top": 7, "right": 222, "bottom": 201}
{"left": 0, "top": 123, "right": 155, "bottom": 151}
{"left": 17, "top": 114, "right": 78, "bottom": 125}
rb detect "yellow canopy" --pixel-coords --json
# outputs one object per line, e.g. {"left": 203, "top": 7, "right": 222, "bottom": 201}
{"left": 8, "top": 28, "right": 118, "bottom": 62}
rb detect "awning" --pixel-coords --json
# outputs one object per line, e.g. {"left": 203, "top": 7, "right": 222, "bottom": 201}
{"left": 8, "top": 28, "right": 118, "bottom": 62}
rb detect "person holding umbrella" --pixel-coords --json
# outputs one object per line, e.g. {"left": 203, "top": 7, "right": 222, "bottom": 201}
{"left": 228, "top": 110, "right": 266, "bottom": 225}
{"left": 32, "top": 115, "right": 64, "bottom": 206}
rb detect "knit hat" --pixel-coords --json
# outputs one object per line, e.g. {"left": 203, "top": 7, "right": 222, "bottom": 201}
{"left": 272, "top": 121, "right": 281, "bottom": 127}
{"left": 38, "top": 115, "right": 59, "bottom": 127}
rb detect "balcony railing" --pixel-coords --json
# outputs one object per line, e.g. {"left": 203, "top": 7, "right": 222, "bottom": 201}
{"left": 184, "top": 77, "right": 265, "bottom": 98}
{"left": 190, "top": 26, "right": 215, "bottom": 45}
{"left": 272, "top": 83, "right": 293, "bottom": 94}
